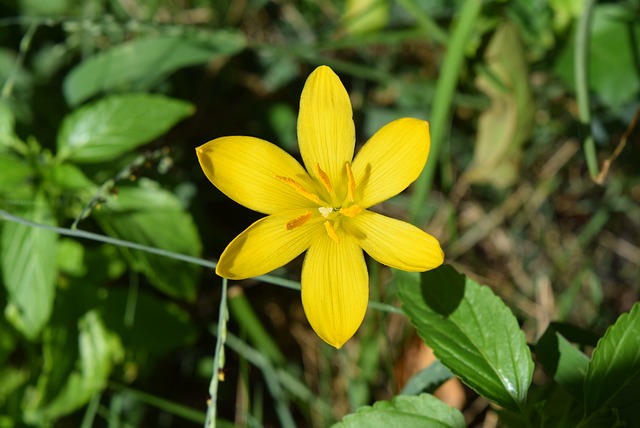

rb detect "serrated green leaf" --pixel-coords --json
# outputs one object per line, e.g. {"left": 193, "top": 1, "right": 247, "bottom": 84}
{"left": 398, "top": 265, "right": 533, "bottom": 412}
{"left": 1, "top": 196, "right": 57, "bottom": 339}
{"left": 332, "top": 393, "right": 464, "bottom": 428}
{"left": 535, "top": 323, "right": 590, "bottom": 401}
{"left": 583, "top": 302, "right": 640, "bottom": 417}
{"left": 94, "top": 179, "right": 201, "bottom": 300}
{"left": 63, "top": 31, "right": 246, "bottom": 105}
{"left": 56, "top": 93, "right": 193, "bottom": 163}
{"left": 24, "top": 310, "right": 122, "bottom": 423}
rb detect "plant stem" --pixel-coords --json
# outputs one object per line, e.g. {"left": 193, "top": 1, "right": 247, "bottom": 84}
{"left": 410, "top": 0, "right": 483, "bottom": 222}
{"left": 576, "top": 0, "right": 599, "bottom": 179}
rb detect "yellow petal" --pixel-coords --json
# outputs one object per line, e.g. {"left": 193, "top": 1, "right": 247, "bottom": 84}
{"left": 352, "top": 118, "right": 430, "bottom": 208}
{"left": 216, "top": 210, "right": 322, "bottom": 279}
{"left": 346, "top": 210, "right": 444, "bottom": 271}
{"left": 197, "top": 136, "right": 317, "bottom": 215}
{"left": 301, "top": 229, "right": 368, "bottom": 348}
{"left": 298, "top": 66, "right": 355, "bottom": 192}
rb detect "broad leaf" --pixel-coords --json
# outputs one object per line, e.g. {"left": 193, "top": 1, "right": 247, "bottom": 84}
{"left": 398, "top": 265, "right": 533, "bottom": 412}
{"left": 63, "top": 31, "right": 246, "bottom": 105}
{"left": 94, "top": 179, "right": 201, "bottom": 300}
{"left": 554, "top": 4, "right": 640, "bottom": 107}
{"left": 1, "top": 195, "right": 57, "bottom": 339}
{"left": 332, "top": 393, "right": 464, "bottom": 428}
{"left": 583, "top": 302, "right": 640, "bottom": 417}
{"left": 535, "top": 323, "right": 590, "bottom": 401}
{"left": 57, "top": 93, "right": 193, "bottom": 163}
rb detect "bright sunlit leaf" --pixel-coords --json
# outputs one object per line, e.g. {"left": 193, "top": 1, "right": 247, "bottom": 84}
{"left": 398, "top": 265, "right": 533, "bottom": 412}
{"left": 332, "top": 393, "right": 465, "bottom": 428}
{"left": 583, "top": 302, "right": 640, "bottom": 418}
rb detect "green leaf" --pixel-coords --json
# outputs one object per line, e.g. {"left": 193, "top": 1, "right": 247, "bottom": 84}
{"left": 0, "top": 366, "right": 29, "bottom": 404}
{"left": 332, "top": 393, "right": 465, "bottom": 428}
{"left": 1, "top": 196, "right": 57, "bottom": 339}
{"left": 63, "top": 31, "right": 246, "bottom": 106}
{"left": 400, "top": 360, "right": 453, "bottom": 396}
{"left": 0, "top": 150, "right": 32, "bottom": 192}
{"left": 94, "top": 179, "right": 201, "bottom": 300}
{"left": 464, "top": 22, "right": 534, "bottom": 188}
{"left": 554, "top": 4, "right": 640, "bottom": 107}
{"left": 48, "top": 163, "right": 96, "bottom": 192}
{"left": 56, "top": 238, "right": 86, "bottom": 277}
{"left": 24, "top": 310, "right": 123, "bottom": 423}
{"left": 342, "top": 0, "right": 390, "bottom": 35}
{"left": 398, "top": 265, "right": 533, "bottom": 412}
{"left": 535, "top": 323, "right": 590, "bottom": 401}
{"left": 56, "top": 93, "right": 193, "bottom": 163}
{"left": 583, "top": 302, "right": 640, "bottom": 417}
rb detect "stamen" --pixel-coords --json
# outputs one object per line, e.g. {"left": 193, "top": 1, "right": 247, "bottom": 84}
{"left": 339, "top": 205, "right": 361, "bottom": 218}
{"left": 286, "top": 211, "right": 313, "bottom": 230}
{"left": 275, "top": 176, "right": 321, "bottom": 204}
{"left": 324, "top": 221, "right": 340, "bottom": 243}
{"left": 314, "top": 163, "right": 334, "bottom": 194}
{"left": 345, "top": 162, "right": 356, "bottom": 202}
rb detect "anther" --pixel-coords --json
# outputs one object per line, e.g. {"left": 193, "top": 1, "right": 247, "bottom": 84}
{"left": 324, "top": 221, "right": 340, "bottom": 243}
{"left": 345, "top": 162, "right": 356, "bottom": 202}
{"left": 286, "top": 211, "right": 312, "bottom": 230}
{"left": 314, "top": 164, "right": 334, "bottom": 194}
{"left": 339, "top": 205, "right": 361, "bottom": 218}
{"left": 275, "top": 176, "right": 321, "bottom": 204}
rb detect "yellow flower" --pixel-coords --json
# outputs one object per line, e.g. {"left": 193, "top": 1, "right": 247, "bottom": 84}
{"left": 197, "top": 65, "right": 444, "bottom": 348}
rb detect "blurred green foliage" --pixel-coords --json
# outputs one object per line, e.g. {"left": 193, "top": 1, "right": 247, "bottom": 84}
{"left": 0, "top": 0, "right": 639, "bottom": 427}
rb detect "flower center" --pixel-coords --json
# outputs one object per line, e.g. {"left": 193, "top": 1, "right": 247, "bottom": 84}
{"left": 276, "top": 162, "right": 362, "bottom": 243}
